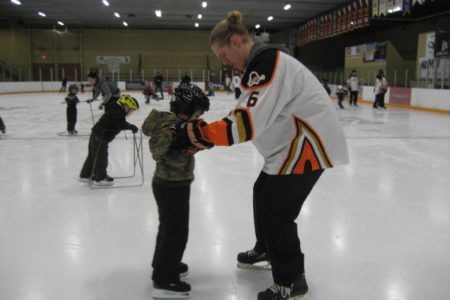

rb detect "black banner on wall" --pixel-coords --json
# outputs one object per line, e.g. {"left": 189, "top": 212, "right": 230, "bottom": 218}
{"left": 434, "top": 30, "right": 449, "bottom": 57}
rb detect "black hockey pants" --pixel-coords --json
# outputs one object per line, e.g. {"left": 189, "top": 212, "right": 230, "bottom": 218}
{"left": 154, "top": 84, "right": 164, "bottom": 99}
{"left": 0, "top": 116, "right": 5, "bottom": 133}
{"left": 349, "top": 91, "right": 358, "bottom": 105}
{"left": 79, "top": 134, "right": 109, "bottom": 179}
{"left": 67, "top": 106, "right": 77, "bottom": 132}
{"left": 252, "top": 169, "right": 323, "bottom": 287}
{"left": 151, "top": 180, "right": 190, "bottom": 283}
{"left": 374, "top": 93, "right": 386, "bottom": 108}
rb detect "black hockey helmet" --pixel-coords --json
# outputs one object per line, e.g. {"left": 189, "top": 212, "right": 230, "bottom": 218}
{"left": 68, "top": 84, "right": 79, "bottom": 93}
{"left": 170, "top": 84, "right": 210, "bottom": 117}
{"left": 87, "top": 71, "right": 98, "bottom": 79}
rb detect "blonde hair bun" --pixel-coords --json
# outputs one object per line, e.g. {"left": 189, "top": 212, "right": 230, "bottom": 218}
{"left": 227, "top": 11, "right": 242, "bottom": 26}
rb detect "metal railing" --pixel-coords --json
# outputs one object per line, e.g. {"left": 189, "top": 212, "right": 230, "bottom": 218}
{"left": 0, "top": 67, "right": 220, "bottom": 84}
{"left": 2, "top": 60, "right": 449, "bottom": 90}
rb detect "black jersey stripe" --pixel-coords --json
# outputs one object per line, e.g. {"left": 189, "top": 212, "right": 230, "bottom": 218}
{"left": 235, "top": 108, "right": 253, "bottom": 142}
{"left": 223, "top": 117, "right": 234, "bottom": 145}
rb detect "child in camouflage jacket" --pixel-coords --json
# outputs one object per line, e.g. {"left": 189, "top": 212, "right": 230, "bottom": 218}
{"left": 141, "top": 84, "right": 209, "bottom": 299}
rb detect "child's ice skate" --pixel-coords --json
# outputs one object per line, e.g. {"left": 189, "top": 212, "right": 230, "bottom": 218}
{"left": 152, "top": 281, "right": 191, "bottom": 300}
{"left": 237, "top": 249, "right": 271, "bottom": 270}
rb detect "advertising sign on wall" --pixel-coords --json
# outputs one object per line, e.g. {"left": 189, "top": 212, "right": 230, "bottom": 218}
{"left": 347, "top": 45, "right": 361, "bottom": 57}
{"left": 363, "top": 42, "right": 387, "bottom": 62}
{"left": 389, "top": 87, "right": 411, "bottom": 105}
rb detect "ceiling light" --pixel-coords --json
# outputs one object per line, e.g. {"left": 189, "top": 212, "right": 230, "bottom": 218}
{"left": 123, "top": 21, "right": 128, "bottom": 27}
{"left": 38, "top": 12, "right": 47, "bottom": 17}
{"left": 388, "top": 6, "right": 402, "bottom": 13}
{"left": 155, "top": 10, "right": 162, "bottom": 18}
{"left": 202, "top": 1, "right": 207, "bottom": 8}
{"left": 11, "top": 0, "right": 21, "bottom": 5}
{"left": 255, "top": 24, "right": 261, "bottom": 29}
{"left": 195, "top": 23, "right": 199, "bottom": 27}
{"left": 57, "top": 21, "right": 64, "bottom": 26}
{"left": 114, "top": 12, "right": 120, "bottom": 18}
{"left": 284, "top": 4, "right": 291, "bottom": 10}
{"left": 197, "top": 14, "right": 202, "bottom": 19}
{"left": 267, "top": 16, "right": 273, "bottom": 21}
{"left": 102, "top": 0, "right": 109, "bottom": 6}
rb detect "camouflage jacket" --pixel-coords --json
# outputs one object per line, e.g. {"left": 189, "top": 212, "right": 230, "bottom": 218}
{"left": 141, "top": 109, "right": 194, "bottom": 183}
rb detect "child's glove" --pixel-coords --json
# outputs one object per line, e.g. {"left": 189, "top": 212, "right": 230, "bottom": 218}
{"left": 186, "top": 120, "right": 214, "bottom": 150}
{"left": 129, "top": 124, "right": 138, "bottom": 134}
{"left": 183, "top": 146, "right": 201, "bottom": 156}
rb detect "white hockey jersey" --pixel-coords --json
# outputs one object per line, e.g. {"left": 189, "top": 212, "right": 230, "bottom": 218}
{"left": 232, "top": 75, "right": 241, "bottom": 89}
{"left": 201, "top": 43, "right": 349, "bottom": 175}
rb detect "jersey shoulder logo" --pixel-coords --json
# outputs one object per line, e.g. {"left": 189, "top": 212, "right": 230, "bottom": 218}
{"left": 247, "top": 71, "right": 266, "bottom": 87}
{"left": 241, "top": 49, "right": 279, "bottom": 90}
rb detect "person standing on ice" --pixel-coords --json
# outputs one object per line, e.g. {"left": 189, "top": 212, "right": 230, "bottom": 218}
{"left": 79, "top": 94, "right": 139, "bottom": 186}
{"left": 64, "top": 84, "right": 80, "bottom": 135}
{"left": 86, "top": 71, "right": 121, "bottom": 111}
{"left": 141, "top": 84, "right": 210, "bottom": 300}
{"left": 181, "top": 10, "right": 349, "bottom": 300}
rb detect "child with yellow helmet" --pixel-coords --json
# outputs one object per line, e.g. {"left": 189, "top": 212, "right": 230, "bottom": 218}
{"left": 79, "top": 94, "right": 139, "bottom": 186}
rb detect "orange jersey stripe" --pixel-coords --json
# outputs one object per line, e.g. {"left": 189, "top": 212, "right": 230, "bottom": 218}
{"left": 202, "top": 120, "right": 231, "bottom": 146}
{"left": 292, "top": 139, "right": 322, "bottom": 174}
{"left": 279, "top": 116, "right": 333, "bottom": 175}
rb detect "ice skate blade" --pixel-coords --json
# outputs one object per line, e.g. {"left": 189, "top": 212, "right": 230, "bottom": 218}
{"left": 92, "top": 181, "right": 114, "bottom": 186}
{"left": 180, "top": 271, "right": 188, "bottom": 278}
{"left": 237, "top": 262, "right": 272, "bottom": 271}
{"left": 152, "top": 289, "right": 191, "bottom": 299}
{"left": 290, "top": 293, "right": 307, "bottom": 300}
{"left": 57, "top": 132, "right": 89, "bottom": 137}
{"left": 57, "top": 132, "right": 77, "bottom": 136}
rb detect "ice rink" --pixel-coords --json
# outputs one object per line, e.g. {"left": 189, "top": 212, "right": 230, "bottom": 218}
{"left": 1, "top": 91, "right": 450, "bottom": 300}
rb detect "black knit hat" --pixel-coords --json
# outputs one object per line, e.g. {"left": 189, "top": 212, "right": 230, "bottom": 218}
{"left": 87, "top": 71, "right": 98, "bottom": 79}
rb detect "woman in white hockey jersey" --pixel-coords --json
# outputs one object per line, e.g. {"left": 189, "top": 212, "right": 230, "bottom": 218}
{"left": 185, "top": 11, "right": 349, "bottom": 300}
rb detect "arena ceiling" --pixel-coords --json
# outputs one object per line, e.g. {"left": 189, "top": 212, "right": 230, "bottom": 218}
{"left": 0, "top": 0, "right": 350, "bottom": 32}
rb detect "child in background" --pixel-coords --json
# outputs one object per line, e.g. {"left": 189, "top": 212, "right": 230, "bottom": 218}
{"left": 336, "top": 85, "right": 346, "bottom": 109}
{"left": 143, "top": 81, "right": 158, "bottom": 104}
{"left": 232, "top": 72, "right": 241, "bottom": 100}
{"left": 166, "top": 83, "right": 174, "bottom": 97}
{"left": 374, "top": 70, "right": 388, "bottom": 109}
{"left": 0, "top": 116, "right": 5, "bottom": 134}
{"left": 207, "top": 82, "right": 215, "bottom": 96}
{"left": 141, "top": 84, "right": 210, "bottom": 299}
{"left": 79, "top": 94, "right": 139, "bottom": 186}
{"left": 65, "top": 84, "right": 80, "bottom": 135}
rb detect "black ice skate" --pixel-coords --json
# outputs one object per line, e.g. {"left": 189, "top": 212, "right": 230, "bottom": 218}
{"left": 179, "top": 262, "right": 189, "bottom": 277}
{"left": 0, "top": 117, "right": 5, "bottom": 134}
{"left": 92, "top": 175, "right": 114, "bottom": 186}
{"left": 79, "top": 177, "right": 91, "bottom": 183}
{"left": 237, "top": 249, "right": 271, "bottom": 270}
{"left": 258, "top": 284, "right": 291, "bottom": 300}
{"left": 152, "top": 281, "right": 191, "bottom": 300}
{"left": 290, "top": 273, "right": 308, "bottom": 299}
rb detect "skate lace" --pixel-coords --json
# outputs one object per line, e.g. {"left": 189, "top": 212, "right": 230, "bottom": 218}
{"left": 269, "top": 284, "right": 290, "bottom": 297}
{"left": 247, "top": 249, "right": 259, "bottom": 257}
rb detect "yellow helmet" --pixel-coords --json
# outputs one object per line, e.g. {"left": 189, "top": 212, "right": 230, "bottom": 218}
{"left": 118, "top": 94, "right": 139, "bottom": 110}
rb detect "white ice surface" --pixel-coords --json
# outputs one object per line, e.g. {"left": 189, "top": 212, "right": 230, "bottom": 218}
{"left": 1, "top": 92, "right": 450, "bottom": 300}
